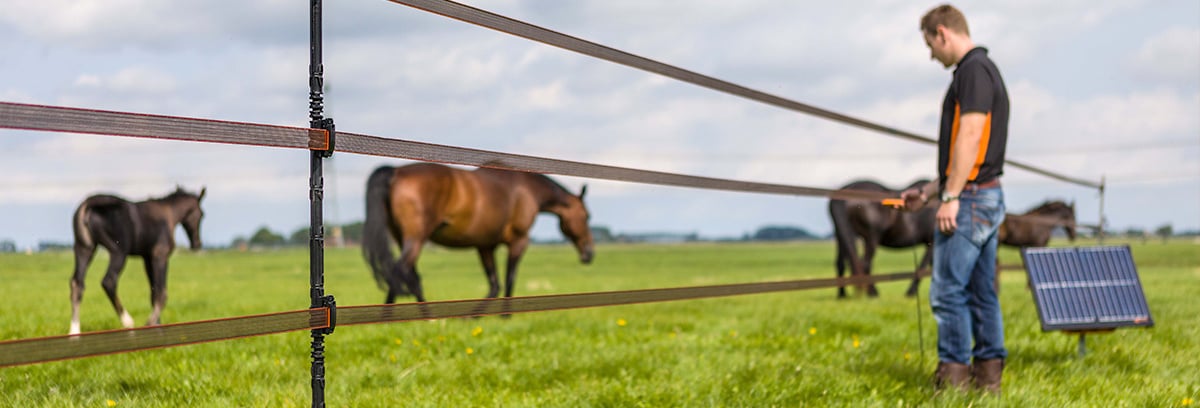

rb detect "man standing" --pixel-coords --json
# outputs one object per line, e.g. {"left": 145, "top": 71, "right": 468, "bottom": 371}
{"left": 903, "top": 4, "right": 1009, "bottom": 394}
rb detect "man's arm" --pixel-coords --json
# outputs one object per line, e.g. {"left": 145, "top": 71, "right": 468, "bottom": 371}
{"left": 936, "top": 111, "right": 987, "bottom": 232}
{"left": 942, "top": 112, "right": 988, "bottom": 199}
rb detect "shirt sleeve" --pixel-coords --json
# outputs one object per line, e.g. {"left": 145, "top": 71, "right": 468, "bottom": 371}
{"left": 954, "top": 63, "right": 995, "bottom": 114}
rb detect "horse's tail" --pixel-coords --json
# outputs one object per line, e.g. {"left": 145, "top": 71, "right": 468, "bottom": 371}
{"left": 827, "top": 198, "right": 856, "bottom": 276}
{"left": 73, "top": 195, "right": 122, "bottom": 248}
{"left": 73, "top": 201, "right": 93, "bottom": 249}
{"left": 362, "top": 166, "right": 397, "bottom": 291}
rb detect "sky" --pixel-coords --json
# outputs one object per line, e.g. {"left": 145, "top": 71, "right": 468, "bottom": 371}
{"left": 1, "top": 0, "right": 1198, "bottom": 250}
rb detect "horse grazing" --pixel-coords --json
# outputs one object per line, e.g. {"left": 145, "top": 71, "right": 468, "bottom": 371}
{"left": 362, "top": 163, "right": 594, "bottom": 304}
{"left": 829, "top": 179, "right": 935, "bottom": 298}
{"left": 999, "top": 200, "right": 1077, "bottom": 248}
{"left": 70, "top": 187, "right": 206, "bottom": 335}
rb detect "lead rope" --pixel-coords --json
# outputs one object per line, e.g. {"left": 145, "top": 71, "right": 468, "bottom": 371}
{"left": 913, "top": 248, "right": 926, "bottom": 370}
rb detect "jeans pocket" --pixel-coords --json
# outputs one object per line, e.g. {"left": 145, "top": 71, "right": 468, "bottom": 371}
{"left": 966, "top": 200, "right": 1003, "bottom": 246}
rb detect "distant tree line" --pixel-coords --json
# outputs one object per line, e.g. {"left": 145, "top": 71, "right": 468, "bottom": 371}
{"left": 12, "top": 221, "right": 1193, "bottom": 253}
{"left": 176, "top": 221, "right": 1200, "bottom": 250}
{"left": 228, "top": 222, "right": 824, "bottom": 249}
{"left": 230, "top": 221, "right": 365, "bottom": 250}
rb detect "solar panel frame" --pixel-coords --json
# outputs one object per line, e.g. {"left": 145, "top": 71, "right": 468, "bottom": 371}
{"left": 1021, "top": 245, "right": 1154, "bottom": 332}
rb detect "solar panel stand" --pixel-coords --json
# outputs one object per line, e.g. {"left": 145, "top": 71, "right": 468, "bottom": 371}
{"left": 1063, "top": 329, "right": 1115, "bottom": 357}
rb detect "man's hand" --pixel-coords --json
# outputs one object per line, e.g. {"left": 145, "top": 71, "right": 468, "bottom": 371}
{"left": 937, "top": 199, "right": 959, "bottom": 234}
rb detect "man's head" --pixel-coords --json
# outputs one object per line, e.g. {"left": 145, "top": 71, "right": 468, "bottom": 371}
{"left": 921, "top": 4, "right": 972, "bottom": 68}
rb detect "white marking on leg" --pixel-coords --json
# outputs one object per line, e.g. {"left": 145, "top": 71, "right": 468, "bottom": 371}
{"left": 69, "top": 320, "right": 81, "bottom": 335}
{"left": 121, "top": 311, "right": 135, "bottom": 328}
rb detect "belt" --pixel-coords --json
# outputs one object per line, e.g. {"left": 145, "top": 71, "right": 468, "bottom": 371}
{"left": 963, "top": 178, "right": 1001, "bottom": 192}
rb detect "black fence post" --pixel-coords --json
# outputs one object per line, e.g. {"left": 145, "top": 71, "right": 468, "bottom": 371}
{"left": 308, "top": 0, "right": 335, "bottom": 406}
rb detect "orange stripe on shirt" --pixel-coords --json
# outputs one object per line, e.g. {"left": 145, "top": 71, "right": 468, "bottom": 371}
{"left": 970, "top": 113, "right": 993, "bottom": 180}
{"left": 946, "top": 103, "right": 992, "bottom": 181}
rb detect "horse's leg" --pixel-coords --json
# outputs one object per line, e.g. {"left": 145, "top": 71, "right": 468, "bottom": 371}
{"left": 495, "top": 237, "right": 530, "bottom": 319}
{"left": 100, "top": 253, "right": 135, "bottom": 329}
{"left": 905, "top": 246, "right": 933, "bottom": 297}
{"left": 394, "top": 238, "right": 426, "bottom": 303}
{"left": 503, "top": 237, "right": 531, "bottom": 299}
{"left": 863, "top": 239, "right": 879, "bottom": 297}
{"left": 144, "top": 254, "right": 169, "bottom": 326}
{"left": 844, "top": 237, "right": 870, "bottom": 296}
{"left": 834, "top": 240, "right": 848, "bottom": 298}
{"left": 476, "top": 246, "right": 500, "bottom": 298}
{"left": 69, "top": 243, "right": 97, "bottom": 335}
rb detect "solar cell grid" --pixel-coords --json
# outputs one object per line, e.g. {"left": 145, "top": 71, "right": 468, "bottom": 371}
{"left": 1021, "top": 246, "right": 1153, "bottom": 332}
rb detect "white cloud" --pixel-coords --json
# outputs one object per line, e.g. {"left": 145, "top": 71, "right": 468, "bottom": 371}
{"left": 2, "top": 0, "right": 1198, "bottom": 247}
{"left": 74, "top": 66, "right": 177, "bottom": 94}
{"left": 0, "top": 0, "right": 302, "bottom": 50}
{"left": 1130, "top": 27, "right": 1200, "bottom": 84}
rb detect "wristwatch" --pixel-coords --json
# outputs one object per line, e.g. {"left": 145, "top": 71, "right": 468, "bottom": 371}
{"left": 940, "top": 193, "right": 959, "bottom": 202}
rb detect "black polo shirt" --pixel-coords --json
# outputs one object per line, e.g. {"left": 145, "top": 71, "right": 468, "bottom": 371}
{"left": 938, "top": 47, "right": 1009, "bottom": 189}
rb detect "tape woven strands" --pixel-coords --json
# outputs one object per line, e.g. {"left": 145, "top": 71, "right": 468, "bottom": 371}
{"left": 0, "top": 308, "right": 329, "bottom": 368}
{"left": 0, "top": 102, "right": 323, "bottom": 150}
{"left": 383, "top": 0, "right": 1101, "bottom": 190}
{"left": 339, "top": 131, "right": 892, "bottom": 201}
{"left": 339, "top": 272, "right": 915, "bottom": 325}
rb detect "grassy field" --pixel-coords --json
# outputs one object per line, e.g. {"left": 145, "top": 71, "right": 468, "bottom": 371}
{"left": 1, "top": 239, "right": 1197, "bottom": 407}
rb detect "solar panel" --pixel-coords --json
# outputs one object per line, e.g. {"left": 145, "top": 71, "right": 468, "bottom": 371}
{"left": 1021, "top": 246, "right": 1154, "bottom": 332}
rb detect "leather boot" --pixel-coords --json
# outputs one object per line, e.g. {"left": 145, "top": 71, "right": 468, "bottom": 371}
{"left": 933, "top": 361, "right": 971, "bottom": 392}
{"left": 972, "top": 358, "right": 1004, "bottom": 394}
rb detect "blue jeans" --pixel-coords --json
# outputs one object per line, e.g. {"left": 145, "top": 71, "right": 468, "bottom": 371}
{"left": 931, "top": 186, "right": 1007, "bottom": 364}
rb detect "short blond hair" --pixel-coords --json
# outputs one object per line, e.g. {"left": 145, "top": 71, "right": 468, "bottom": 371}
{"left": 920, "top": 4, "right": 970, "bottom": 37}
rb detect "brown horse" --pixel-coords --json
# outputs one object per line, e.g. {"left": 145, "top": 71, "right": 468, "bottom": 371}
{"left": 70, "top": 187, "right": 206, "bottom": 335}
{"left": 828, "top": 179, "right": 935, "bottom": 298}
{"left": 994, "top": 200, "right": 1077, "bottom": 292}
{"left": 363, "top": 163, "right": 594, "bottom": 303}
{"left": 999, "top": 200, "right": 1077, "bottom": 247}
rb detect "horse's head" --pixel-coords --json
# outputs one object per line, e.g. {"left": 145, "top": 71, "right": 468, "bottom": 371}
{"left": 1065, "top": 201, "right": 1077, "bottom": 242}
{"left": 1034, "top": 200, "right": 1077, "bottom": 242}
{"left": 554, "top": 185, "right": 594, "bottom": 264}
{"left": 179, "top": 187, "right": 207, "bottom": 250}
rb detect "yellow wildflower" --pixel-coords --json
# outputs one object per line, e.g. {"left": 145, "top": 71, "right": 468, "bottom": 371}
{"left": 472, "top": 326, "right": 483, "bottom": 337}
{"left": 466, "top": 347, "right": 474, "bottom": 355}
{"left": 617, "top": 318, "right": 627, "bottom": 327}
{"left": 106, "top": 400, "right": 116, "bottom": 407}
{"left": 809, "top": 327, "right": 817, "bottom": 335}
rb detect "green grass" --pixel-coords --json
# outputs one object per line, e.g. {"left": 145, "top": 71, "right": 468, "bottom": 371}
{"left": 1, "top": 239, "right": 1197, "bottom": 407}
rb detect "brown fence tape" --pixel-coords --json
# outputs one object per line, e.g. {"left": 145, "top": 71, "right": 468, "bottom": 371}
{"left": 0, "top": 308, "right": 329, "bottom": 368}
{"left": 338, "top": 131, "right": 893, "bottom": 200}
{"left": 3, "top": 271, "right": 915, "bottom": 368}
{"left": 340, "top": 271, "right": 916, "bottom": 325}
{"left": 0, "top": 102, "right": 317, "bottom": 150}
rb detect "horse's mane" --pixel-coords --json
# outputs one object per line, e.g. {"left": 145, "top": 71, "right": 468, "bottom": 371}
{"left": 1030, "top": 200, "right": 1069, "bottom": 211}
{"left": 530, "top": 173, "right": 579, "bottom": 202}
{"left": 163, "top": 187, "right": 200, "bottom": 199}
{"left": 1026, "top": 200, "right": 1074, "bottom": 217}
